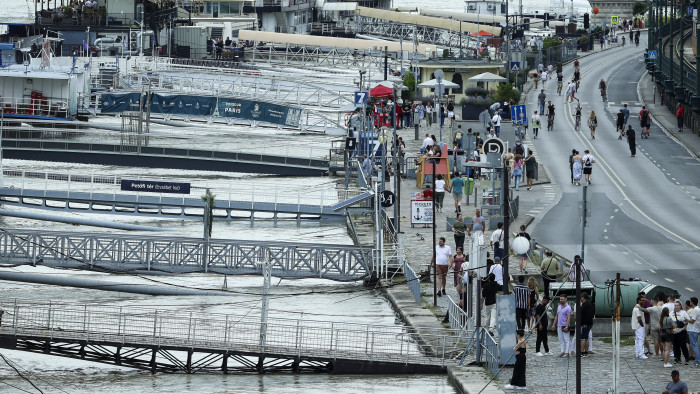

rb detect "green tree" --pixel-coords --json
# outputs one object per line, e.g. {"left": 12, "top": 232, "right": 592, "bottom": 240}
{"left": 402, "top": 70, "right": 416, "bottom": 101}
{"left": 493, "top": 83, "right": 521, "bottom": 105}
{"left": 632, "top": 1, "right": 648, "bottom": 16}
{"left": 542, "top": 37, "right": 561, "bottom": 50}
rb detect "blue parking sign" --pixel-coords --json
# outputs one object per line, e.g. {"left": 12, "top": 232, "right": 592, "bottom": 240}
{"left": 510, "top": 105, "right": 528, "bottom": 125}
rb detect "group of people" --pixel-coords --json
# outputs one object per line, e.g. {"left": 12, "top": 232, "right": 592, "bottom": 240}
{"left": 568, "top": 149, "right": 595, "bottom": 186}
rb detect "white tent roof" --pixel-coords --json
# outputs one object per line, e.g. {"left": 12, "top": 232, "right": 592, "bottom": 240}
{"left": 468, "top": 72, "right": 506, "bottom": 82}
{"left": 323, "top": 2, "right": 357, "bottom": 11}
{"left": 417, "top": 78, "right": 460, "bottom": 89}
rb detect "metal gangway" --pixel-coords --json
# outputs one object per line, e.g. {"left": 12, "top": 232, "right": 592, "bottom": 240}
{"left": 0, "top": 229, "right": 372, "bottom": 281}
{"left": 0, "top": 300, "right": 463, "bottom": 374}
{"left": 0, "top": 171, "right": 363, "bottom": 221}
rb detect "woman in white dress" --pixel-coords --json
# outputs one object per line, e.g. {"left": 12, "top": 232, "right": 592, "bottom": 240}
{"left": 572, "top": 150, "right": 583, "bottom": 186}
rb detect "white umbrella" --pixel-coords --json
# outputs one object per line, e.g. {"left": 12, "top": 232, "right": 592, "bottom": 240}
{"left": 468, "top": 72, "right": 507, "bottom": 82}
{"left": 417, "top": 78, "right": 460, "bottom": 89}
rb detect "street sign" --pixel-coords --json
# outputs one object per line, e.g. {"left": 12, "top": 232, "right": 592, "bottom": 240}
{"left": 688, "top": 6, "right": 694, "bottom": 16}
{"left": 648, "top": 50, "right": 657, "bottom": 60}
{"left": 121, "top": 179, "right": 190, "bottom": 194}
{"left": 410, "top": 199, "right": 433, "bottom": 226}
{"left": 354, "top": 91, "right": 368, "bottom": 107}
{"left": 611, "top": 16, "right": 619, "bottom": 24}
{"left": 510, "top": 104, "right": 527, "bottom": 125}
{"left": 510, "top": 61, "right": 520, "bottom": 71}
{"left": 483, "top": 137, "right": 505, "bottom": 154}
{"left": 380, "top": 190, "right": 395, "bottom": 207}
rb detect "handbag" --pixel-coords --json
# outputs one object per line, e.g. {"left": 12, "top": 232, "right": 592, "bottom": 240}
{"left": 675, "top": 312, "right": 685, "bottom": 329}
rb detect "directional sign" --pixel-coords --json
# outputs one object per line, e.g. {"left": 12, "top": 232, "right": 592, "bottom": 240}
{"left": 688, "top": 6, "right": 694, "bottom": 16}
{"left": 483, "top": 137, "right": 505, "bottom": 154}
{"left": 510, "top": 61, "right": 520, "bottom": 71}
{"left": 354, "top": 91, "right": 368, "bottom": 108}
{"left": 510, "top": 104, "right": 527, "bottom": 125}
{"left": 611, "top": 16, "right": 619, "bottom": 24}
{"left": 648, "top": 50, "right": 657, "bottom": 60}
{"left": 380, "top": 190, "right": 395, "bottom": 207}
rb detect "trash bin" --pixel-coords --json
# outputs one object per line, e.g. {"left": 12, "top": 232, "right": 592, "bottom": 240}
{"left": 464, "top": 177, "right": 474, "bottom": 195}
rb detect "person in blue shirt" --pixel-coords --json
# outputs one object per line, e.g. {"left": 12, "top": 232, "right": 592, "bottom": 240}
{"left": 450, "top": 171, "right": 465, "bottom": 213}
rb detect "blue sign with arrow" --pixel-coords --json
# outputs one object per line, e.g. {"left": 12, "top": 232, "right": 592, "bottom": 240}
{"left": 510, "top": 105, "right": 528, "bottom": 125}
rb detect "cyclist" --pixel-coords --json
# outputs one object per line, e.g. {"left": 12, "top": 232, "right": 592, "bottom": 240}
{"left": 622, "top": 36, "right": 626, "bottom": 46}
{"left": 634, "top": 31, "right": 640, "bottom": 47}
{"left": 546, "top": 101, "right": 555, "bottom": 130}
{"left": 557, "top": 72, "right": 564, "bottom": 95}
{"left": 573, "top": 59, "right": 580, "bottom": 72}
{"left": 599, "top": 79, "right": 607, "bottom": 101}
{"left": 575, "top": 103, "right": 582, "bottom": 130}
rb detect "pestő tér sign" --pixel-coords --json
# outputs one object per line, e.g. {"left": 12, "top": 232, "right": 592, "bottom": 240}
{"left": 121, "top": 179, "right": 191, "bottom": 194}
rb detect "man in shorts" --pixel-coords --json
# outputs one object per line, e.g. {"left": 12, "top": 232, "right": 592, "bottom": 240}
{"left": 581, "top": 150, "right": 594, "bottom": 185}
{"left": 431, "top": 237, "right": 452, "bottom": 297}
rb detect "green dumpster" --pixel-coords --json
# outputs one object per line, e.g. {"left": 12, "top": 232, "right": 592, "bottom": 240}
{"left": 463, "top": 177, "right": 474, "bottom": 195}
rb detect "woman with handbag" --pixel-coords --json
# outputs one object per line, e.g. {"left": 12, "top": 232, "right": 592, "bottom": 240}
{"left": 672, "top": 301, "right": 691, "bottom": 365}
{"left": 660, "top": 307, "right": 674, "bottom": 367}
{"left": 587, "top": 111, "right": 598, "bottom": 140}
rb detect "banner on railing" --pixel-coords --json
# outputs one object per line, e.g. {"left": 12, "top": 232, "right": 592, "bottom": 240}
{"left": 100, "top": 93, "right": 143, "bottom": 112}
{"left": 120, "top": 179, "right": 191, "bottom": 194}
{"left": 215, "top": 97, "right": 302, "bottom": 127}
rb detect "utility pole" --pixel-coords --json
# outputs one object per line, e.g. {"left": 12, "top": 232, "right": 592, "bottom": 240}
{"left": 502, "top": 160, "right": 510, "bottom": 293}
{"left": 505, "top": 1, "right": 510, "bottom": 83}
{"left": 575, "top": 254, "right": 582, "bottom": 394}
{"left": 612, "top": 273, "right": 621, "bottom": 393}
{"left": 581, "top": 185, "right": 587, "bottom": 260}
{"left": 392, "top": 88, "right": 399, "bottom": 233}
{"left": 384, "top": 45, "right": 388, "bottom": 81}
{"left": 432, "top": 160, "right": 437, "bottom": 306}
{"left": 259, "top": 256, "right": 271, "bottom": 350}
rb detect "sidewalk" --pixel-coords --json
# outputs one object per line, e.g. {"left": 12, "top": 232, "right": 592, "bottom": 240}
{"left": 638, "top": 72, "right": 700, "bottom": 158}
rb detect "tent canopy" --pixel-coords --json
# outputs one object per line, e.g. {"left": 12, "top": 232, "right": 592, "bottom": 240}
{"left": 468, "top": 72, "right": 507, "bottom": 82}
{"left": 469, "top": 30, "right": 494, "bottom": 36}
{"left": 417, "top": 78, "right": 460, "bottom": 89}
{"left": 370, "top": 84, "right": 394, "bottom": 98}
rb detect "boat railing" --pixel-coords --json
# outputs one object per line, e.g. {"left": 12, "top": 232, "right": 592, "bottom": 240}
{"left": 1, "top": 96, "right": 69, "bottom": 119}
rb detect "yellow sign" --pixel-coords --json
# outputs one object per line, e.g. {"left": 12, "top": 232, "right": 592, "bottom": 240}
{"left": 611, "top": 16, "right": 619, "bottom": 24}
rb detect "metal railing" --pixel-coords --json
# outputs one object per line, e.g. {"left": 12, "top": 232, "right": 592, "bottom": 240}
{"left": 404, "top": 260, "right": 421, "bottom": 304}
{"left": 0, "top": 170, "right": 362, "bottom": 209}
{"left": 446, "top": 296, "right": 470, "bottom": 336}
{"left": 480, "top": 328, "right": 500, "bottom": 377}
{"left": 0, "top": 230, "right": 371, "bottom": 280}
{"left": 0, "top": 299, "right": 460, "bottom": 366}
{"left": 1, "top": 97, "right": 70, "bottom": 119}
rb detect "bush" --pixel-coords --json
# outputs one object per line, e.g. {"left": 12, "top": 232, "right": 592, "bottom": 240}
{"left": 402, "top": 71, "right": 416, "bottom": 102}
{"left": 464, "top": 87, "right": 489, "bottom": 98}
{"left": 458, "top": 97, "right": 495, "bottom": 106}
{"left": 542, "top": 37, "right": 561, "bottom": 50}
{"left": 578, "top": 36, "right": 589, "bottom": 45}
{"left": 493, "top": 83, "right": 521, "bottom": 105}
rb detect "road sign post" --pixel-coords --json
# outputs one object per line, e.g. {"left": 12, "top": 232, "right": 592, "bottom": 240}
{"left": 510, "top": 62, "right": 520, "bottom": 90}
{"left": 648, "top": 50, "right": 657, "bottom": 60}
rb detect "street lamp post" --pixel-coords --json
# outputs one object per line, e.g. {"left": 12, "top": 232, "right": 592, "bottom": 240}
{"left": 435, "top": 69, "right": 444, "bottom": 142}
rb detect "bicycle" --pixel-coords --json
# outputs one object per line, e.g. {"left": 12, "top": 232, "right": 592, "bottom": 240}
{"left": 547, "top": 114, "right": 554, "bottom": 130}
{"left": 557, "top": 81, "right": 563, "bottom": 95}
{"left": 600, "top": 89, "right": 608, "bottom": 102}
{"left": 575, "top": 113, "right": 581, "bottom": 130}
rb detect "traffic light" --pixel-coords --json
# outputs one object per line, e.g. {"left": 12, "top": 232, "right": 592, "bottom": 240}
{"left": 584, "top": 13, "right": 590, "bottom": 29}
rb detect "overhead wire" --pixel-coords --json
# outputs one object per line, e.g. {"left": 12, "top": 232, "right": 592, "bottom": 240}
{"left": 0, "top": 352, "right": 45, "bottom": 394}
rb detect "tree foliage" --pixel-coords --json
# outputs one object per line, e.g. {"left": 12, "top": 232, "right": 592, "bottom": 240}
{"left": 402, "top": 70, "right": 416, "bottom": 101}
{"left": 633, "top": 1, "right": 648, "bottom": 16}
{"left": 493, "top": 83, "right": 521, "bottom": 105}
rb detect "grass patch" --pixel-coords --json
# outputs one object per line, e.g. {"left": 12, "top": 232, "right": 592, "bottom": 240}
{"left": 601, "top": 336, "right": 635, "bottom": 346}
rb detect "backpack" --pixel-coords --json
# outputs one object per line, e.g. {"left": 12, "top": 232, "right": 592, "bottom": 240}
{"left": 641, "top": 110, "right": 649, "bottom": 122}
{"left": 515, "top": 144, "right": 524, "bottom": 156}
{"left": 584, "top": 156, "right": 591, "bottom": 166}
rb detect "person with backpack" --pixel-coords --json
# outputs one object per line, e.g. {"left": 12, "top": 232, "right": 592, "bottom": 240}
{"left": 531, "top": 110, "right": 541, "bottom": 139}
{"left": 640, "top": 106, "right": 651, "bottom": 138}
{"left": 582, "top": 150, "right": 595, "bottom": 185}
{"left": 587, "top": 111, "right": 598, "bottom": 140}
{"left": 491, "top": 111, "right": 502, "bottom": 137}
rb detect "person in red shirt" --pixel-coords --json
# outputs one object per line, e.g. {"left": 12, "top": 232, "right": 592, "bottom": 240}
{"left": 422, "top": 186, "right": 433, "bottom": 200}
{"left": 676, "top": 103, "right": 684, "bottom": 133}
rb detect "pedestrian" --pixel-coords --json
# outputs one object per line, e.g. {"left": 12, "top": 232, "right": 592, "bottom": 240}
{"left": 451, "top": 246, "right": 465, "bottom": 289}
{"left": 504, "top": 329, "right": 528, "bottom": 390}
{"left": 622, "top": 103, "right": 630, "bottom": 129}
{"left": 687, "top": 297, "right": 700, "bottom": 367}
{"left": 426, "top": 102, "right": 433, "bottom": 127}
{"left": 627, "top": 125, "right": 636, "bottom": 157}
{"left": 567, "top": 80, "right": 577, "bottom": 103}
{"left": 616, "top": 109, "right": 625, "bottom": 139}
{"left": 512, "top": 154, "right": 523, "bottom": 191}
{"left": 676, "top": 103, "right": 684, "bottom": 133}
{"left": 568, "top": 149, "right": 576, "bottom": 184}
{"left": 541, "top": 70, "right": 547, "bottom": 88}
{"left": 430, "top": 237, "right": 452, "bottom": 297}
{"left": 468, "top": 208, "right": 486, "bottom": 249}
{"left": 535, "top": 295, "right": 551, "bottom": 356}
{"left": 451, "top": 171, "right": 464, "bottom": 213}
{"left": 685, "top": 300, "right": 696, "bottom": 361}
{"left": 481, "top": 273, "right": 499, "bottom": 334}
{"left": 527, "top": 276, "right": 539, "bottom": 330}
{"left": 580, "top": 292, "right": 594, "bottom": 357}
{"left": 447, "top": 103, "right": 455, "bottom": 128}
{"left": 639, "top": 291, "right": 654, "bottom": 355}
{"left": 640, "top": 293, "right": 666, "bottom": 358}
{"left": 524, "top": 151, "right": 537, "bottom": 190}
{"left": 640, "top": 106, "right": 652, "bottom": 137}
{"left": 361, "top": 154, "right": 373, "bottom": 180}
{"left": 513, "top": 276, "right": 531, "bottom": 330}
{"left": 539, "top": 250, "right": 559, "bottom": 296}
{"left": 553, "top": 295, "right": 572, "bottom": 357}
{"left": 490, "top": 221, "right": 505, "bottom": 260}
{"left": 491, "top": 111, "right": 502, "bottom": 137}
{"left": 671, "top": 301, "right": 690, "bottom": 365}
{"left": 572, "top": 150, "right": 583, "bottom": 186}
{"left": 661, "top": 306, "right": 675, "bottom": 367}
{"left": 451, "top": 213, "right": 467, "bottom": 250}
{"left": 515, "top": 224, "right": 531, "bottom": 273}
{"left": 488, "top": 257, "right": 504, "bottom": 291}
{"left": 531, "top": 110, "right": 541, "bottom": 139}
{"left": 587, "top": 111, "right": 598, "bottom": 139}
{"left": 538, "top": 89, "right": 546, "bottom": 114}
{"left": 633, "top": 295, "right": 649, "bottom": 359}
{"left": 662, "top": 370, "right": 688, "bottom": 394}
{"left": 582, "top": 150, "right": 594, "bottom": 185}
{"left": 434, "top": 174, "right": 446, "bottom": 212}
{"left": 532, "top": 70, "right": 539, "bottom": 89}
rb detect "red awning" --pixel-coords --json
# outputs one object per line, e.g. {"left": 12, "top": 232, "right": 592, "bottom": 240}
{"left": 469, "top": 30, "right": 493, "bottom": 36}
{"left": 370, "top": 85, "right": 394, "bottom": 98}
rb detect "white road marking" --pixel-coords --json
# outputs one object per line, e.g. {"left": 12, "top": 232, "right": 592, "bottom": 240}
{"left": 686, "top": 287, "right": 694, "bottom": 292}
{"left": 621, "top": 251, "right": 628, "bottom": 255}
{"left": 672, "top": 178, "right": 676, "bottom": 181}
{"left": 635, "top": 260, "right": 642, "bottom": 265}
{"left": 606, "top": 222, "right": 610, "bottom": 226}
{"left": 610, "top": 216, "right": 615, "bottom": 219}
{"left": 665, "top": 278, "right": 675, "bottom": 283}
{"left": 603, "top": 229, "right": 608, "bottom": 233}
{"left": 649, "top": 269, "right": 656, "bottom": 273}
{"left": 614, "top": 209, "right": 619, "bottom": 213}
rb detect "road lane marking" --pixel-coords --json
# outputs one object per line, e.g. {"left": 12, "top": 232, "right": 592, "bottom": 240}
{"left": 635, "top": 260, "right": 642, "bottom": 265}
{"left": 649, "top": 269, "right": 656, "bottom": 273}
{"left": 686, "top": 287, "right": 694, "bottom": 292}
{"left": 665, "top": 278, "right": 675, "bottom": 283}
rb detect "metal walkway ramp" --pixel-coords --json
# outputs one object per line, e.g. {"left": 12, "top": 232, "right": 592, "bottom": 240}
{"left": 0, "top": 301, "right": 461, "bottom": 374}
{"left": 2, "top": 140, "right": 329, "bottom": 176}
{"left": 0, "top": 229, "right": 372, "bottom": 281}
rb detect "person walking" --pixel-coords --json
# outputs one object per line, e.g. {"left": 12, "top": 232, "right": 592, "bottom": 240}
{"left": 531, "top": 110, "right": 541, "bottom": 139}
{"left": 580, "top": 292, "right": 594, "bottom": 357}
{"left": 662, "top": 370, "right": 688, "bottom": 394}
{"left": 676, "top": 103, "right": 684, "bottom": 133}
{"left": 539, "top": 250, "right": 559, "bottom": 296}
{"left": 426, "top": 102, "right": 433, "bottom": 127}
{"left": 687, "top": 297, "right": 700, "bottom": 367}
{"left": 553, "top": 295, "right": 572, "bottom": 357}
{"left": 572, "top": 150, "right": 583, "bottom": 186}
{"left": 451, "top": 172, "right": 464, "bottom": 213}
{"left": 587, "top": 111, "right": 598, "bottom": 139}
{"left": 582, "top": 150, "right": 595, "bottom": 185}
{"left": 616, "top": 109, "right": 625, "bottom": 139}
{"left": 527, "top": 276, "right": 539, "bottom": 330}
{"left": 661, "top": 307, "right": 676, "bottom": 367}
{"left": 481, "top": 273, "right": 499, "bottom": 334}
{"left": 430, "top": 237, "right": 452, "bottom": 297}
{"left": 568, "top": 149, "right": 577, "bottom": 184}
{"left": 491, "top": 111, "right": 502, "bottom": 137}
{"left": 504, "top": 329, "right": 528, "bottom": 390}
{"left": 640, "top": 106, "right": 652, "bottom": 137}
{"left": 541, "top": 70, "right": 548, "bottom": 88}
{"left": 627, "top": 125, "right": 636, "bottom": 157}
{"left": 524, "top": 151, "right": 538, "bottom": 190}
{"left": 513, "top": 276, "right": 531, "bottom": 330}
{"left": 490, "top": 221, "right": 505, "bottom": 260}
{"left": 512, "top": 154, "right": 523, "bottom": 191}
{"left": 434, "top": 174, "right": 446, "bottom": 212}
{"left": 671, "top": 301, "right": 690, "bottom": 365}
{"left": 622, "top": 103, "right": 630, "bottom": 129}
{"left": 534, "top": 295, "right": 551, "bottom": 356}
{"left": 538, "top": 89, "right": 546, "bottom": 114}
{"left": 451, "top": 246, "right": 465, "bottom": 289}
{"left": 451, "top": 213, "right": 467, "bottom": 251}
{"left": 515, "top": 224, "right": 531, "bottom": 273}
{"left": 633, "top": 295, "right": 648, "bottom": 359}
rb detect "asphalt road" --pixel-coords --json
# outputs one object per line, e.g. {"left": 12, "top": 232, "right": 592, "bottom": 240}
{"left": 526, "top": 33, "right": 700, "bottom": 300}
